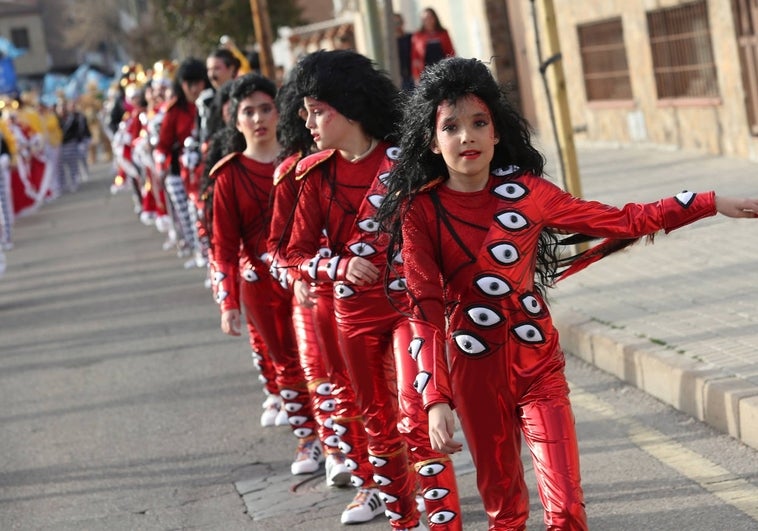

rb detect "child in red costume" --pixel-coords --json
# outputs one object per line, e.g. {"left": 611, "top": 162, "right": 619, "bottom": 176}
{"left": 376, "top": 57, "right": 758, "bottom": 530}
{"left": 286, "top": 49, "right": 462, "bottom": 531}
{"left": 208, "top": 73, "right": 319, "bottom": 474}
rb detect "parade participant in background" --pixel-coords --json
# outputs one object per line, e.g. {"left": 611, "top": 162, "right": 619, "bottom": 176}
{"left": 394, "top": 13, "right": 414, "bottom": 91}
{"left": 153, "top": 57, "right": 207, "bottom": 258}
{"left": 0, "top": 121, "right": 13, "bottom": 251}
{"left": 198, "top": 47, "right": 241, "bottom": 145}
{"left": 208, "top": 73, "right": 320, "bottom": 475}
{"left": 288, "top": 49, "right": 462, "bottom": 531}
{"left": 40, "top": 98, "right": 62, "bottom": 202}
{"left": 266, "top": 78, "right": 359, "bottom": 496}
{"left": 376, "top": 56, "right": 758, "bottom": 530}
{"left": 410, "top": 7, "right": 455, "bottom": 86}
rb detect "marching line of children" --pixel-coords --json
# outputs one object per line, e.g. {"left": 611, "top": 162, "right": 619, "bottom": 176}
{"left": 109, "top": 45, "right": 758, "bottom": 531}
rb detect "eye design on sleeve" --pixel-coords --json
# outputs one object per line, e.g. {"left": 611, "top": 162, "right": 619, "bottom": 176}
{"left": 495, "top": 211, "right": 529, "bottom": 231}
{"left": 418, "top": 463, "right": 446, "bottom": 477}
{"left": 316, "top": 382, "right": 334, "bottom": 396}
{"left": 387, "top": 278, "right": 407, "bottom": 291}
{"left": 319, "top": 399, "right": 336, "bottom": 412}
{"left": 215, "top": 289, "right": 228, "bottom": 303}
{"left": 349, "top": 241, "right": 377, "bottom": 257}
{"left": 378, "top": 171, "right": 391, "bottom": 185}
{"left": 408, "top": 337, "right": 423, "bottom": 361}
{"left": 474, "top": 273, "right": 512, "bottom": 297}
{"left": 318, "top": 247, "right": 332, "bottom": 258}
{"left": 429, "top": 510, "right": 458, "bottom": 525}
{"left": 326, "top": 256, "right": 341, "bottom": 280}
{"left": 335, "top": 284, "right": 356, "bottom": 299}
{"left": 386, "top": 146, "right": 401, "bottom": 160}
{"left": 367, "top": 194, "right": 384, "bottom": 208}
{"left": 357, "top": 217, "right": 380, "bottom": 232}
{"left": 465, "top": 305, "right": 504, "bottom": 328}
{"left": 369, "top": 455, "right": 388, "bottom": 467}
{"left": 414, "top": 371, "right": 431, "bottom": 394}
{"left": 241, "top": 268, "right": 258, "bottom": 282}
{"left": 492, "top": 181, "right": 528, "bottom": 200}
{"left": 452, "top": 331, "right": 489, "bottom": 356}
{"left": 675, "top": 190, "right": 696, "bottom": 207}
{"left": 512, "top": 322, "right": 545, "bottom": 344}
{"left": 212, "top": 271, "right": 226, "bottom": 284}
{"left": 307, "top": 257, "right": 319, "bottom": 279}
{"left": 283, "top": 402, "right": 302, "bottom": 412}
{"left": 488, "top": 242, "right": 520, "bottom": 265}
{"left": 520, "top": 294, "right": 543, "bottom": 315}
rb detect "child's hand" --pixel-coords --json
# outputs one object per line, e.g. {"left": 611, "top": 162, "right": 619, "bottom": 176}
{"left": 715, "top": 196, "right": 758, "bottom": 218}
{"left": 345, "top": 256, "right": 380, "bottom": 285}
{"left": 428, "top": 403, "right": 463, "bottom": 454}
{"left": 220, "top": 309, "right": 241, "bottom": 336}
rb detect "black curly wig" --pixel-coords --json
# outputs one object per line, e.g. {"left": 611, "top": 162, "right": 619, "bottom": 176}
{"left": 275, "top": 78, "right": 313, "bottom": 164}
{"left": 293, "top": 49, "right": 400, "bottom": 143}
{"left": 375, "top": 57, "right": 560, "bottom": 295}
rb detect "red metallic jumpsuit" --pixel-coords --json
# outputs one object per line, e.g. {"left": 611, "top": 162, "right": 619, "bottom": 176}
{"left": 288, "top": 144, "right": 462, "bottom": 530}
{"left": 267, "top": 152, "right": 343, "bottom": 460}
{"left": 209, "top": 152, "right": 316, "bottom": 441}
{"left": 401, "top": 169, "right": 718, "bottom": 530}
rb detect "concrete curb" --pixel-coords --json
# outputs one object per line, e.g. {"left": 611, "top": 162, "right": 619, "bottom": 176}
{"left": 553, "top": 307, "right": 758, "bottom": 452}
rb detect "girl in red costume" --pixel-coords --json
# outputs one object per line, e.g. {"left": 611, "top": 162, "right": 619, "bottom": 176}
{"left": 376, "top": 57, "right": 758, "bottom": 530}
{"left": 154, "top": 58, "right": 207, "bottom": 258}
{"left": 287, "top": 49, "right": 462, "bottom": 531}
{"left": 208, "top": 73, "right": 320, "bottom": 476}
{"left": 267, "top": 79, "right": 359, "bottom": 491}
{"left": 410, "top": 7, "right": 455, "bottom": 86}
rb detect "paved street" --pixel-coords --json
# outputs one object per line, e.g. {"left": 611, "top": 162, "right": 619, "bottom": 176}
{"left": 1, "top": 146, "right": 758, "bottom": 530}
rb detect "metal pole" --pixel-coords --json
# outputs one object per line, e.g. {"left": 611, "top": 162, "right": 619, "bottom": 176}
{"left": 249, "top": 0, "right": 275, "bottom": 79}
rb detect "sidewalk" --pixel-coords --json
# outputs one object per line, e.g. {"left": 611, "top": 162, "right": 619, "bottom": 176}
{"left": 546, "top": 142, "right": 758, "bottom": 452}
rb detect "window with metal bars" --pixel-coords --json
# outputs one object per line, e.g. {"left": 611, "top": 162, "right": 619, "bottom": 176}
{"left": 647, "top": 1, "right": 719, "bottom": 100}
{"left": 578, "top": 17, "right": 632, "bottom": 102}
{"left": 732, "top": 0, "right": 758, "bottom": 135}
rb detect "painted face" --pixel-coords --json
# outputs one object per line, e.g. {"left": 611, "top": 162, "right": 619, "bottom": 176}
{"left": 235, "top": 91, "right": 278, "bottom": 146}
{"left": 302, "top": 96, "right": 352, "bottom": 151}
{"left": 431, "top": 94, "right": 499, "bottom": 191}
{"left": 206, "top": 57, "right": 235, "bottom": 89}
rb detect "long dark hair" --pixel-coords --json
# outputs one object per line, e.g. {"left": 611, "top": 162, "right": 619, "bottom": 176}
{"left": 375, "top": 57, "right": 559, "bottom": 295}
{"left": 274, "top": 78, "right": 313, "bottom": 164}
{"left": 171, "top": 57, "right": 207, "bottom": 109}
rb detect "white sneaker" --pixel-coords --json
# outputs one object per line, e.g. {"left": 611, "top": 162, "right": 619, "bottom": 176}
{"left": 260, "top": 395, "right": 282, "bottom": 428}
{"left": 416, "top": 493, "right": 425, "bottom": 513}
{"left": 274, "top": 408, "right": 289, "bottom": 426}
{"left": 340, "top": 487, "right": 386, "bottom": 524}
{"left": 399, "top": 524, "right": 428, "bottom": 531}
{"left": 290, "top": 436, "right": 324, "bottom": 475}
{"left": 325, "top": 453, "right": 351, "bottom": 487}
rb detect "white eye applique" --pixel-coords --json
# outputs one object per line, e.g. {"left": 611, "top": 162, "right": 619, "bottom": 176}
{"left": 387, "top": 278, "right": 407, "bottom": 291}
{"left": 423, "top": 487, "right": 450, "bottom": 501}
{"left": 392, "top": 251, "right": 403, "bottom": 264}
{"left": 319, "top": 399, "right": 336, "bottom": 412}
{"left": 357, "top": 217, "right": 380, "bottom": 232}
{"left": 378, "top": 171, "right": 391, "bottom": 185}
{"left": 495, "top": 211, "right": 529, "bottom": 231}
{"left": 323, "top": 434, "right": 340, "bottom": 448}
{"left": 283, "top": 402, "right": 302, "bottom": 412}
{"left": 429, "top": 510, "right": 458, "bottom": 525}
{"left": 369, "top": 455, "right": 388, "bottom": 467}
{"left": 287, "top": 415, "right": 308, "bottom": 427}
{"left": 408, "top": 337, "right": 423, "bottom": 361}
{"left": 318, "top": 247, "right": 332, "bottom": 258}
{"left": 675, "top": 190, "right": 696, "bottom": 208}
{"left": 452, "top": 331, "right": 489, "bottom": 356}
{"left": 349, "top": 241, "right": 377, "bottom": 257}
{"left": 335, "top": 284, "right": 356, "bottom": 299}
{"left": 386, "top": 146, "right": 401, "bottom": 160}
{"left": 279, "top": 389, "right": 299, "bottom": 400}
{"left": 414, "top": 371, "right": 431, "bottom": 394}
{"left": 488, "top": 242, "right": 520, "bottom": 265}
{"left": 212, "top": 271, "right": 226, "bottom": 284}
{"left": 520, "top": 294, "right": 543, "bottom": 316}
{"left": 332, "top": 422, "right": 347, "bottom": 437}
{"left": 326, "top": 256, "right": 341, "bottom": 280}
{"left": 340, "top": 441, "right": 354, "bottom": 455}
{"left": 465, "top": 305, "right": 504, "bottom": 328}
{"left": 512, "top": 323, "right": 545, "bottom": 343}
{"left": 241, "top": 268, "right": 258, "bottom": 282}
{"left": 367, "top": 194, "right": 384, "bottom": 209}
{"left": 315, "top": 382, "right": 334, "bottom": 396}
{"left": 417, "top": 463, "right": 446, "bottom": 477}
{"left": 474, "top": 274, "right": 512, "bottom": 297}
{"left": 381, "top": 492, "right": 399, "bottom": 504}
{"left": 492, "top": 165, "right": 520, "bottom": 176}
{"left": 307, "top": 257, "right": 319, "bottom": 279}
{"left": 492, "top": 181, "right": 527, "bottom": 200}
{"left": 215, "top": 289, "right": 228, "bottom": 304}
{"left": 292, "top": 427, "right": 313, "bottom": 438}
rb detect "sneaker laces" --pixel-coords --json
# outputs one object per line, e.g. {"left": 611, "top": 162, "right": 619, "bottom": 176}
{"left": 346, "top": 488, "right": 374, "bottom": 509}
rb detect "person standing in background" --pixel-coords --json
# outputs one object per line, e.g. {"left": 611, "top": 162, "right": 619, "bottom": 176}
{"left": 410, "top": 7, "right": 455, "bottom": 86}
{"left": 394, "top": 13, "right": 414, "bottom": 91}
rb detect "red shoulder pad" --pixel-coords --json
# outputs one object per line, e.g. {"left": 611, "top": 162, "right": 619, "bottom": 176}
{"left": 295, "top": 149, "right": 335, "bottom": 181}
{"left": 208, "top": 152, "right": 241, "bottom": 178}
{"left": 273, "top": 152, "right": 302, "bottom": 185}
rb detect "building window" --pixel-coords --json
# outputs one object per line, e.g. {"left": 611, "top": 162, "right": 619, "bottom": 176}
{"left": 647, "top": 1, "right": 718, "bottom": 100}
{"left": 10, "top": 27, "right": 30, "bottom": 50}
{"left": 733, "top": 0, "right": 758, "bottom": 135}
{"left": 577, "top": 17, "right": 632, "bottom": 102}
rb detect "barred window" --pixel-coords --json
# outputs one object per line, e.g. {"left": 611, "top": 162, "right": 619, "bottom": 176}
{"left": 647, "top": 1, "right": 718, "bottom": 100}
{"left": 578, "top": 17, "right": 632, "bottom": 101}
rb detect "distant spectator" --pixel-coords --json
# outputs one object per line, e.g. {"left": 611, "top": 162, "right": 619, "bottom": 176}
{"left": 410, "top": 7, "right": 455, "bottom": 85}
{"left": 394, "top": 13, "right": 414, "bottom": 91}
